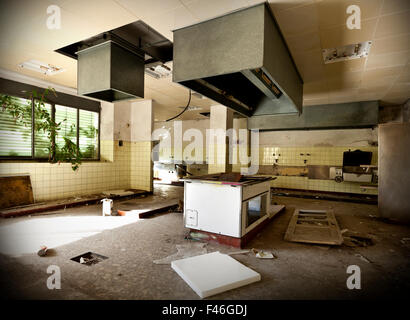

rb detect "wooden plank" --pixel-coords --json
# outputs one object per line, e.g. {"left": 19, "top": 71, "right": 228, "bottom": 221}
{"left": 284, "top": 208, "right": 343, "bottom": 245}
{"left": 0, "top": 175, "right": 34, "bottom": 209}
{"left": 117, "top": 199, "right": 180, "bottom": 218}
{"left": 296, "top": 224, "right": 330, "bottom": 229}
{"left": 0, "top": 189, "right": 150, "bottom": 218}
{"left": 299, "top": 209, "right": 327, "bottom": 214}
{"left": 137, "top": 201, "right": 179, "bottom": 218}
{"left": 296, "top": 219, "right": 327, "bottom": 223}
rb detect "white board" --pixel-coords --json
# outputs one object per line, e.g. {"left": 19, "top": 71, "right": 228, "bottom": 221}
{"left": 171, "top": 251, "right": 261, "bottom": 298}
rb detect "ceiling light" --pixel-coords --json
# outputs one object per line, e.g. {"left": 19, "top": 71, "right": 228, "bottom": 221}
{"left": 18, "top": 59, "right": 65, "bottom": 75}
{"left": 178, "top": 105, "right": 202, "bottom": 111}
{"left": 322, "top": 41, "right": 372, "bottom": 64}
{"left": 145, "top": 63, "right": 172, "bottom": 79}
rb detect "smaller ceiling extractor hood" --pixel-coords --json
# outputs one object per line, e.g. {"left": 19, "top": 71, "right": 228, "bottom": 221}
{"left": 77, "top": 38, "right": 145, "bottom": 101}
{"left": 172, "top": 2, "right": 303, "bottom": 117}
{"left": 56, "top": 20, "right": 173, "bottom": 102}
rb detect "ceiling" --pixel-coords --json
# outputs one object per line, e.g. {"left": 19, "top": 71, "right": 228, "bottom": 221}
{"left": 0, "top": 0, "right": 409, "bottom": 121}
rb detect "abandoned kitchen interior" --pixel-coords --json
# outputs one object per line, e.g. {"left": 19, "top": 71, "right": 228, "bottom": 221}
{"left": 0, "top": 0, "right": 409, "bottom": 300}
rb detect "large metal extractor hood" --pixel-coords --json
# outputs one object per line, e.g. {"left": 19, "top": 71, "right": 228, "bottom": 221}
{"left": 172, "top": 3, "right": 303, "bottom": 117}
{"left": 76, "top": 38, "right": 145, "bottom": 101}
{"left": 56, "top": 21, "right": 173, "bottom": 102}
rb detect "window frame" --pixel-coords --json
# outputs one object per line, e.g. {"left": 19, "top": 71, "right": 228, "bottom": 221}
{"left": 0, "top": 78, "right": 101, "bottom": 161}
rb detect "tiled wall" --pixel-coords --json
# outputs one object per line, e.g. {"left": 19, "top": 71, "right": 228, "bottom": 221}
{"left": 258, "top": 146, "right": 378, "bottom": 195}
{"left": 259, "top": 146, "right": 378, "bottom": 166}
{"left": 0, "top": 140, "right": 153, "bottom": 202}
{"left": 208, "top": 143, "right": 229, "bottom": 174}
{"left": 130, "top": 141, "right": 153, "bottom": 191}
{"left": 153, "top": 119, "right": 378, "bottom": 195}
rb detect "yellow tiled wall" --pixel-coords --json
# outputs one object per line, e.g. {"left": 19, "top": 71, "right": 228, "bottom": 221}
{"left": 208, "top": 143, "right": 230, "bottom": 174}
{"left": 130, "top": 141, "right": 153, "bottom": 191}
{"left": 258, "top": 146, "right": 378, "bottom": 195}
{"left": 156, "top": 142, "right": 378, "bottom": 195}
{"left": 0, "top": 140, "right": 153, "bottom": 202}
{"left": 152, "top": 119, "right": 379, "bottom": 195}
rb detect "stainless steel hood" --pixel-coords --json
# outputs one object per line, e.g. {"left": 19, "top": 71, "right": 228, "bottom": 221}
{"left": 56, "top": 20, "right": 173, "bottom": 102}
{"left": 172, "top": 3, "right": 303, "bottom": 117}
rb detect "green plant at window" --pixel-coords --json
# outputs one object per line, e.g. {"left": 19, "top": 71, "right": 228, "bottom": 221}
{"left": 80, "top": 123, "right": 98, "bottom": 158}
{"left": 0, "top": 88, "right": 82, "bottom": 170}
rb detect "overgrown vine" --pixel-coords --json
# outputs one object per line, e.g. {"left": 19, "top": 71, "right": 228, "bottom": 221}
{"left": 0, "top": 87, "right": 82, "bottom": 170}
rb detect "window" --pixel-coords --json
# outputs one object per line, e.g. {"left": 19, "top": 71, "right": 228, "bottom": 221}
{"left": 0, "top": 96, "right": 32, "bottom": 157}
{"left": 55, "top": 104, "right": 77, "bottom": 158}
{"left": 0, "top": 93, "right": 100, "bottom": 160}
{"left": 79, "top": 110, "right": 99, "bottom": 159}
{"left": 34, "top": 102, "right": 52, "bottom": 158}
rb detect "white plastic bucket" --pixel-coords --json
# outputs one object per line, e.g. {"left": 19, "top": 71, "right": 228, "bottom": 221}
{"left": 101, "top": 198, "right": 113, "bottom": 216}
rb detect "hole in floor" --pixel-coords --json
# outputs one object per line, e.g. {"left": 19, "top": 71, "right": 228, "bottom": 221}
{"left": 71, "top": 252, "right": 108, "bottom": 266}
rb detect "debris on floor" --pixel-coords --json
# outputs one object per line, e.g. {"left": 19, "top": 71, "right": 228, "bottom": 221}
{"left": 355, "top": 253, "right": 371, "bottom": 263}
{"left": 400, "top": 237, "right": 410, "bottom": 248}
{"left": 117, "top": 209, "right": 128, "bottom": 216}
{"left": 400, "top": 237, "right": 410, "bottom": 244}
{"left": 153, "top": 242, "right": 208, "bottom": 264}
{"left": 71, "top": 252, "right": 108, "bottom": 266}
{"left": 227, "top": 249, "right": 251, "bottom": 256}
{"left": 171, "top": 251, "right": 261, "bottom": 298}
{"left": 251, "top": 248, "right": 276, "bottom": 259}
{"left": 102, "top": 190, "right": 135, "bottom": 197}
{"left": 37, "top": 245, "right": 48, "bottom": 257}
{"left": 342, "top": 230, "right": 374, "bottom": 247}
{"left": 37, "top": 247, "right": 57, "bottom": 257}
{"left": 175, "top": 200, "right": 184, "bottom": 213}
{"left": 284, "top": 209, "right": 343, "bottom": 245}
{"left": 185, "top": 231, "right": 217, "bottom": 241}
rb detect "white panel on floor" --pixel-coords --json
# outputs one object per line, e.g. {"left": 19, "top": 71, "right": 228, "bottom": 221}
{"left": 171, "top": 251, "right": 261, "bottom": 298}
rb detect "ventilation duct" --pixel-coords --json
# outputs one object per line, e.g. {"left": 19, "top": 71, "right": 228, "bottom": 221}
{"left": 56, "top": 21, "right": 173, "bottom": 102}
{"left": 172, "top": 3, "right": 303, "bottom": 117}
{"left": 77, "top": 39, "right": 145, "bottom": 101}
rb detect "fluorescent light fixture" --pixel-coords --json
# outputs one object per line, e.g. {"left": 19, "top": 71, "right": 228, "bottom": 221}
{"left": 178, "top": 105, "right": 202, "bottom": 111}
{"left": 322, "top": 41, "right": 372, "bottom": 64}
{"left": 145, "top": 63, "right": 172, "bottom": 79}
{"left": 18, "top": 59, "right": 65, "bottom": 75}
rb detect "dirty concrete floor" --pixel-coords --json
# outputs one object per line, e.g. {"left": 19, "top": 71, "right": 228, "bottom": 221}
{"left": 0, "top": 185, "right": 409, "bottom": 300}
